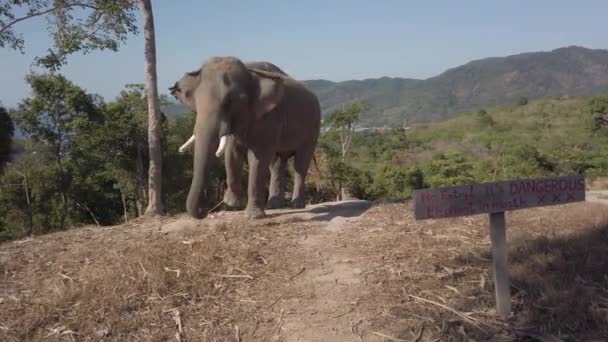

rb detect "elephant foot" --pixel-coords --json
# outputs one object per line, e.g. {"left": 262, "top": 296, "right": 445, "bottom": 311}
{"left": 223, "top": 190, "right": 246, "bottom": 209}
{"left": 246, "top": 207, "right": 266, "bottom": 220}
{"left": 290, "top": 197, "right": 306, "bottom": 209}
{"left": 266, "top": 196, "right": 286, "bottom": 209}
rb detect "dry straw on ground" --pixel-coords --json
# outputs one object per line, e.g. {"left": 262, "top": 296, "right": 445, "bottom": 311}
{"left": 1, "top": 201, "right": 607, "bottom": 341}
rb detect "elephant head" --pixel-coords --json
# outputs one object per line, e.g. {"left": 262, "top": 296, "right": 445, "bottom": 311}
{"left": 175, "top": 61, "right": 290, "bottom": 155}
{"left": 169, "top": 56, "right": 287, "bottom": 219}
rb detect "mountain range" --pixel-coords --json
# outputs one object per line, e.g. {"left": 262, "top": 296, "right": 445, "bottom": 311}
{"left": 163, "top": 46, "right": 608, "bottom": 127}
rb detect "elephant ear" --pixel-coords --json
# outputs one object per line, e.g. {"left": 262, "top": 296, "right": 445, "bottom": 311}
{"left": 249, "top": 68, "right": 286, "bottom": 120}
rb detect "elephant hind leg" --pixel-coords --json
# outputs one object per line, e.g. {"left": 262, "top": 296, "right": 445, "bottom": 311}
{"left": 291, "top": 147, "right": 314, "bottom": 209}
{"left": 267, "top": 154, "right": 289, "bottom": 209}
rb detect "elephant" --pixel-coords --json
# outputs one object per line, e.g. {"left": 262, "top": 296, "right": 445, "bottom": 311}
{"left": 169, "top": 56, "right": 321, "bottom": 220}
{"left": 177, "top": 61, "right": 296, "bottom": 210}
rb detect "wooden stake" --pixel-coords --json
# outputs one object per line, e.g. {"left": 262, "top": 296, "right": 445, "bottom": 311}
{"left": 489, "top": 212, "right": 510, "bottom": 318}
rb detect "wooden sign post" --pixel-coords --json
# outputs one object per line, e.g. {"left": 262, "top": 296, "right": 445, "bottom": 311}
{"left": 412, "top": 174, "right": 586, "bottom": 317}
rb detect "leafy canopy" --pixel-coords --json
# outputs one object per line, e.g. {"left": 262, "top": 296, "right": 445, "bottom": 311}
{"left": 0, "top": 0, "right": 139, "bottom": 70}
{"left": 12, "top": 73, "right": 103, "bottom": 151}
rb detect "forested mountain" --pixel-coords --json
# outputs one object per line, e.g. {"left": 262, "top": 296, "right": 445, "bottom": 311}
{"left": 163, "top": 46, "right": 608, "bottom": 126}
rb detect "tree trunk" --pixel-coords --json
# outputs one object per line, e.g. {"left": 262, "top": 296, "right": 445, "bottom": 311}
{"left": 341, "top": 187, "right": 350, "bottom": 201}
{"left": 120, "top": 187, "right": 129, "bottom": 223}
{"left": 75, "top": 201, "right": 100, "bottom": 227}
{"left": 18, "top": 170, "right": 33, "bottom": 236}
{"left": 56, "top": 153, "right": 68, "bottom": 230}
{"left": 140, "top": 0, "right": 163, "bottom": 216}
{"left": 135, "top": 140, "right": 146, "bottom": 216}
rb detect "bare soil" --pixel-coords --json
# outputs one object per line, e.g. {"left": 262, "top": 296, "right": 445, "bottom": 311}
{"left": 2, "top": 199, "right": 608, "bottom": 341}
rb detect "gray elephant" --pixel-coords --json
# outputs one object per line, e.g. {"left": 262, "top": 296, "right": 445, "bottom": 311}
{"left": 177, "top": 61, "right": 295, "bottom": 210}
{"left": 169, "top": 56, "right": 321, "bottom": 219}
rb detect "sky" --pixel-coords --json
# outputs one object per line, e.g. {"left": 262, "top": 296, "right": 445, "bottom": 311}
{"left": 1, "top": 0, "right": 607, "bottom": 108}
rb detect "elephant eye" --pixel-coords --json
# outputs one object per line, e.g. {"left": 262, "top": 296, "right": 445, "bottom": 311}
{"left": 223, "top": 97, "right": 232, "bottom": 111}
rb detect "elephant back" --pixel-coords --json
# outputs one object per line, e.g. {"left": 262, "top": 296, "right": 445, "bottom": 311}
{"left": 246, "top": 61, "right": 289, "bottom": 77}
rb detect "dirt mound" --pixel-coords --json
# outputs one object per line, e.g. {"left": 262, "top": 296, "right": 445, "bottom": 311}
{"left": 2, "top": 200, "right": 608, "bottom": 341}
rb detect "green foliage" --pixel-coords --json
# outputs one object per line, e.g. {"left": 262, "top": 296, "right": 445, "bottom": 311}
{"left": 318, "top": 101, "right": 367, "bottom": 199}
{"left": 590, "top": 95, "right": 608, "bottom": 133}
{"left": 2, "top": 71, "right": 608, "bottom": 241}
{"left": 0, "top": 0, "right": 139, "bottom": 71}
{"left": 13, "top": 73, "right": 103, "bottom": 147}
{"left": 0, "top": 106, "right": 14, "bottom": 173}
{"left": 0, "top": 75, "right": 230, "bottom": 239}
{"left": 308, "top": 94, "right": 608, "bottom": 203}
{"left": 371, "top": 165, "right": 427, "bottom": 199}
{"left": 425, "top": 150, "right": 475, "bottom": 187}
{"left": 476, "top": 109, "right": 496, "bottom": 127}
{"left": 322, "top": 101, "right": 365, "bottom": 131}
{"left": 518, "top": 97, "right": 529, "bottom": 106}
{"left": 10, "top": 73, "right": 105, "bottom": 229}
{"left": 0, "top": 141, "right": 59, "bottom": 237}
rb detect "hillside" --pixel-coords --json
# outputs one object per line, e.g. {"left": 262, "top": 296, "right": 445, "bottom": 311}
{"left": 308, "top": 46, "right": 608, "bottom": 126}
{"left": 163, "top": 46, "right": 608, "bottom": 127}
{"left": 337, "top": 93, "right": 608, "bottom": 200}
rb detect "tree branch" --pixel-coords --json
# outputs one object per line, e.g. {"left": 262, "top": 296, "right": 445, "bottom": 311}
{"left": 1, "top": 7, "right": 57, "bottom": 35}
{"left": 0, "top": 2, "right": 100, "bottom": 35}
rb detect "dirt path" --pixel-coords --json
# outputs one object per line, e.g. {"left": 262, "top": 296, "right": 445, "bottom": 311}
{"left": 265, "top": 200, "right": 376, "bottom": 341}
{"left": 585, "top": 190, "right": 608, "bottom": 205}
{"left": 162, "top": 199, "right": 384, "bottom": 341}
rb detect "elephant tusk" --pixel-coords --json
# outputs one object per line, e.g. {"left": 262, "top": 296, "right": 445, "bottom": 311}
{"left": 215, "top": 135, "right": 227, "bottom": 157}
{"left": 179, "top": 134, "right": 195, "bottom": 153}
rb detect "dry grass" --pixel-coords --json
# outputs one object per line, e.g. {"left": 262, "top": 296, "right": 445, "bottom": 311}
{"left": 0, "top": 215, "right": 305, "bottom": 341}
{"left": 1, "top": 201, "right": 608, "bottom": 341}
{"left": 588, "top": 177, "right": 608, "bottom": 190}
{"left": 350, "top": 202, "right": 608, "bottom": 341}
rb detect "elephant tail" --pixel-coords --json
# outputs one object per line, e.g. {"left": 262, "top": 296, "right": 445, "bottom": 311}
{"left": 312, "top": 153, "right": 321, "bottom": 174}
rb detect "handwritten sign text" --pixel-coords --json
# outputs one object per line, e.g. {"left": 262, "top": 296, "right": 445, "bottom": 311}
{"left": 413, "top": 175, "right": 585, "bottom": 220}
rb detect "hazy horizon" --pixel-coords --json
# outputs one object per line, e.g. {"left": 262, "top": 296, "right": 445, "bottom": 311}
{"left": 1, "top": 0, "right": 608, "bottom": 107}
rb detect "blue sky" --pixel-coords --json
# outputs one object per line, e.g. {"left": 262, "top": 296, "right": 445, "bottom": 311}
{"left": 1, "top": 0, "right": 607, "bottom": 107}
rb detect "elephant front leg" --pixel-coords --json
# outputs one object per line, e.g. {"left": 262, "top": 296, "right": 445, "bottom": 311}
{"left": 223, "top": 137, "right": 247, "bottom": 209}
{"left": 267, "top": 155, "right": 288, "bottom": 209}
{"left": 246, "top": 149, "right": 272, "bottom": 219}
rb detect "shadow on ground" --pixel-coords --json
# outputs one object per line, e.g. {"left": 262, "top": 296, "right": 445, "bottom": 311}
{"left": 454, "top": 221, "right": 608, "bottom": 340}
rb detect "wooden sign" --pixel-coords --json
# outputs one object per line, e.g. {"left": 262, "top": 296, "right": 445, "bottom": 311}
{"left": 413, "top": 174, "right": 586, "bottom": 220}
{"left": 412, "top": 174, "right": 586, "bottom": 318}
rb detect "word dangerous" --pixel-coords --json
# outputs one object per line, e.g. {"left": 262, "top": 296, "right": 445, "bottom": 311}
{"left": 413, "top": 175, "right": 585, "bottom": 220}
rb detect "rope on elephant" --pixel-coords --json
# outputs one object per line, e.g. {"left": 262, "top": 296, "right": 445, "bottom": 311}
{"left": 207, "top": 200, "right": 224, "bottom": 214}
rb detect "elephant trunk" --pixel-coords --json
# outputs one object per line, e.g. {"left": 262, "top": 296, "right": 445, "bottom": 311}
{"left": 186, "top": 115, "right": 221, "bottom": 219}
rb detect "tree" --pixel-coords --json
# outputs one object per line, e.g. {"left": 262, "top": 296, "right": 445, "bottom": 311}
{"left": 0, "top": 106, "right": 14, "bottom": 173}
{"left": 0, "top": 141, "right": 47, "bottom": 237}
{"left": 12, "top": 73, "right": 103, "bottom": 229}
{"left": 323, "top": 101, "right": 366, "bottom": 162}
{"left": 139, "top": 0, "right": 163, "bottom": 215}
{"left": 321, "top": 100, "right": 367, "bottom": 200}
{"left": 590, "top": 95, "right": 608, "bottom": 133}
{"left": 1, "top": 0, "right": 165, "bottom": 217}
{"left": 425, "top": 150, "right": 475, "bottom": 187}
{"left": 101, "top": 84, "right": 150, "bottom": 216}
{"left": 476, "top": 109, "right": 496, "bottom": 127}
{"left": 93, "top": 83, "right": 171, "bottom": 218}
{"left": 0, "top": 0, "right": 139, "bottom": 71}
{"left": 517, "top": 97, "right": 529, "bottom": 106}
